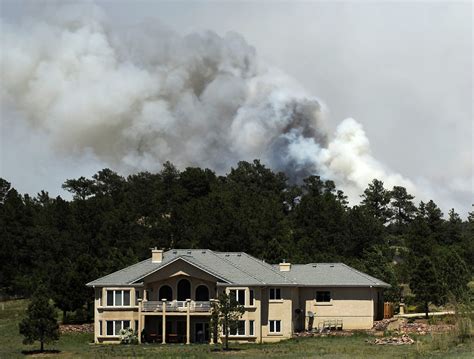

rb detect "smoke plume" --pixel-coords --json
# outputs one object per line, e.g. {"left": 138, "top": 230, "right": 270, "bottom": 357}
{"left": 1, "top": 3, "right": 418, "bottom": 203}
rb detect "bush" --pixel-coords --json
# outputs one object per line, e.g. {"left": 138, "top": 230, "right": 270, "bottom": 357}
{"left": 119, "top": 328, "right": 138, "bottom": 345}
{"left": 455, "top": 302, "right": 473, "bottom": 343}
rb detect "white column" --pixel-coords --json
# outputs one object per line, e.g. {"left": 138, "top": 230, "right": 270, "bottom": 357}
{"left": 137, "top": 299, "right": 142, "bottom": 343}
{"left": 209, "top": 299, "right": 215, "bottom": 345}
{"left": 186, "top": 299, "right": 191, "bottom": 344}
{"left": 162, "top": 299, "right": 167, "bottom": 344}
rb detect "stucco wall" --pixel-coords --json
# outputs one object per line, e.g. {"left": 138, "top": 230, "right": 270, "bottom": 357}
{"left": 299, "top": 287, "right": 375, "bottom": 330}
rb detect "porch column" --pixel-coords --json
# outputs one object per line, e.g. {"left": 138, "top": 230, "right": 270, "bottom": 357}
{"left": 162, "top": 299, "right": 166, "bottom": 344}
{"left": 209, "top": 299, "right": 215, "bottom": 345}
{"left": 186, "top": 299, "right": 191, "bottom": 344}
{"left": 137, "top": 299, "right": 142, "bottom": 343}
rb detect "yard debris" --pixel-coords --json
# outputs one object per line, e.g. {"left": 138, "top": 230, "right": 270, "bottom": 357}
{"left": 59, "top": 323, "right": 94, "bottom": 334}
{"left": 370, "top": 334, "right": 415, "bottom": 345}
{"left": 372, "top": 318, "right": 398, "bottom": 331}
{"left": 294, "top": 330, "right": 353, "bottom": 338}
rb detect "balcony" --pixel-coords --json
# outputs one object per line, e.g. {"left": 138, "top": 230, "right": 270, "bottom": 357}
{"left": 141, "top": 300, "right": 211, "bottom": 313}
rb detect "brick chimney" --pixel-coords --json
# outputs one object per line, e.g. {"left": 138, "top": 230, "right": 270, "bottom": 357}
{"left": 279, "top": 259, "right": 291, "bottom": 272}
{"left": 151, "top": 248, "right": 163, "bottom": 263}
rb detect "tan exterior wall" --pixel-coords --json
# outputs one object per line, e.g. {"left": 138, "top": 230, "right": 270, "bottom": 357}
{"left": 299, "top": 287, "right": 375, "bottom": 330}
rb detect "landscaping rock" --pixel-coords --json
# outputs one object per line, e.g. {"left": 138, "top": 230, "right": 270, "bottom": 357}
{"left": 59, "top": 323, "right": 94, "bottom": 334}
{"left": 371, "top": 334, "right": 415, "bottom": 345}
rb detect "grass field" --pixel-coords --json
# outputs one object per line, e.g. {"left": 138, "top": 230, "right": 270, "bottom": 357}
{"left": 1, "top": 300, "right": 472, "bottom": 358}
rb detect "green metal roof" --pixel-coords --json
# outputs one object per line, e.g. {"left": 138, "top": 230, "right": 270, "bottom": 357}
{"left": 86, "top": 249, "right": 389, "bottom": 288}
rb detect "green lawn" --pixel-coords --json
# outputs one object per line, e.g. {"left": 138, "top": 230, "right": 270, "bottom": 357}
{"left": 1, "top": 300, "right": 472, "bottom": 358}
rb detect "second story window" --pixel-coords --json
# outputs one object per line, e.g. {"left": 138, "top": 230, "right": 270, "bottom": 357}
{"left": 316, "top": 291, "right": 331, "bottom": 303}
{"left": 229, "top": 289, "right": 245, "bottom": 305}
{"left": 269, "top": 288, "right": 281, "bottom": 300}
{"left": 249, "top": 289, "right": 255, "bottom": 306}
{"left": 106, "top": 290, "right": 131, "bottom": 306}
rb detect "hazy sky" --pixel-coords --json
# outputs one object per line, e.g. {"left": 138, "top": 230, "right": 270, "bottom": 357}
{"left": 1, "top": 0, "right": 472, "bottom": 216}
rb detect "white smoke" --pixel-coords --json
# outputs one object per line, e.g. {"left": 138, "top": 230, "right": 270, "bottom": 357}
{"left": 1, "top": 2, "right": 421, "bottom": 204}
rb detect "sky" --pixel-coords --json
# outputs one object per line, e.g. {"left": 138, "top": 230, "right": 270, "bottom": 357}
{"left": 0, "top": 0, "right": 472, "bottom": 216}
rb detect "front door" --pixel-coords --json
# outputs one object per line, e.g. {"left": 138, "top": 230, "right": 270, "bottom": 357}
{"left": 195, "top": 322, "right": 210, "bottom": 343}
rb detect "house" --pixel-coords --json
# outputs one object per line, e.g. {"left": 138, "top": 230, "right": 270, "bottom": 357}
{"left": 86, "top": 248, "right": 389, "bottom": 344}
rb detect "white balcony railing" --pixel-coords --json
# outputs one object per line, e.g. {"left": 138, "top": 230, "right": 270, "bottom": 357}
{"left": 141, "top": 300, "right": 211, "bottom": 313}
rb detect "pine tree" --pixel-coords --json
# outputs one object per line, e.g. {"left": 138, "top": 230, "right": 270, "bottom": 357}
{"left": 360, "top": 179, "right": 392, "bottom": 224}
{"left": 410, "top": 257, "right": 446, "bottom": 318}
{"left": 19, "top": 287, "right": 60, "bottom": 352}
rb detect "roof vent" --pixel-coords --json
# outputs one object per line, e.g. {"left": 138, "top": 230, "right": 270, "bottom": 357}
{"left": 201, "top": 250, "right": 206, "bottom": 254}
{"left": 237, "top": 254, "right": 241, "bottom": 257}
{"left": 312, "top": 264, "right": 317, "bottom": 268}
{"left": 330, "top": 265, "right": 334, "bottom": 268}
{"left": 187, "top": 250, "right": 191, "bottom": 254}
{"left": 172, "top": 250, "right": 177, "bottom": 254}
{"left": 225, "top": 254, "right": 230, "bottom": 257}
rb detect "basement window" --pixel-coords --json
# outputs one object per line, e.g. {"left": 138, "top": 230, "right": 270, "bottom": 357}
{"left": 316, "top": 291, "right": 331, "bottom": 303}
{"left": 230, "top": 320, "right": 246, "bottom": 336}
{"left": 106, "top": 290, "right": 131, "bottom": 306}
{"left": 269, "top": 320, "right": 281, "bottom": 333}
{"left": 106, "top": 320, "right": 130, "bottom": 336}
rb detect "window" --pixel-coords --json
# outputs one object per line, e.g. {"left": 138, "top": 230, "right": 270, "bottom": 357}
{"left": 135, "top": 320, "right": 139, "bottom": 331}
{"left": 106, "top": 320, "right": 130, "bottom": 336}
{"left": 229, "top": 289, "right": 245, "bottom": 305}
{"left": 177, "top": 279, "right": 191, "bottom": 301}
{"left": 269, "top": 288, "right": 281, "bottom": 300}
{"left": 316, "top": 291, "right": 331, "bottom": 302}
{"left": 269, "top": 320, "right": 281, "bottom": 333}
{"left": 135, "top": 290, "right": 141, "bottom": 305}
{"left": 159, "top": 285, "right": 173, "bottom": 301}
{"left": 99, "top": 320, "right": 102, "bottom": 336}
{"left": 249, "top": 320, "right": 255, "bottom": 336}
{"left": 230, "top": 320, "right": 246, "bottom": 336}
{"left": 195, "top": 285, "right": 210, "bottom": 301}
{"left": 249, "top": 289, "right": 255, "bottom": 306}
{"left": 106, "top": 290, "right": 131, "bottom": 306}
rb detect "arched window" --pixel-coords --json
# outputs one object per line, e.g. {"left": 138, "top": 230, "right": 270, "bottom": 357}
{"left": 177, "top": 279, "right": 191, "bottom": 301}
{"left": 158, "top": 285, "right": 173, "bottom": 301}
{"left": 195, "top": 285, "right": 209, "bottom": 301}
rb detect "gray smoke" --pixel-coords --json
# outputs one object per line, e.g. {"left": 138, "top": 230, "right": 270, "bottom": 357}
{"left": 1, "top": 2, "right": 419, "bottom": 203}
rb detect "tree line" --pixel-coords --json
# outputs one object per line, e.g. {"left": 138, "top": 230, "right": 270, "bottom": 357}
{"left": 0, "top": 160, "right": 472, "bottom": 320}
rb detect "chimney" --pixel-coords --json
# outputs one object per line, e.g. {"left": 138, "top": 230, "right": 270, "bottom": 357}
{"left": 279, "top": 259, "right": 291, "bottom": 272}
{"left": 151, "top": 248, "right": 163, "bottom": 263}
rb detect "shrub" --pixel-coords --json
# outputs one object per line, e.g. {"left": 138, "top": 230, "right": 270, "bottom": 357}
{"left": 119, "top": 328, "right": 138, "bottom": 345}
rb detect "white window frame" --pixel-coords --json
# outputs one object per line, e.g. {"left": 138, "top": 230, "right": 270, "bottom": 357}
{"left": 229, "top": 289, "right": 246, "bottom": 306}
{"left": 106, "top": 290, "right": 131, "bottom": 307}
{"left": 229, "top": 320, "right": 246, "bottom": 336}
{"left": 269, "top": 288, "right": 281, "bottom": 300}
{"left": 269, "top": 320, "right": 281, "bottom": 333}
{"left": 249, "top": 289, "right": 255, "bottom": 306}
{"left": 105, "top": 320, "right": 130, "bottom": 336}
{"left": 249, "top": 320, "right": 255, "bottom": 336}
